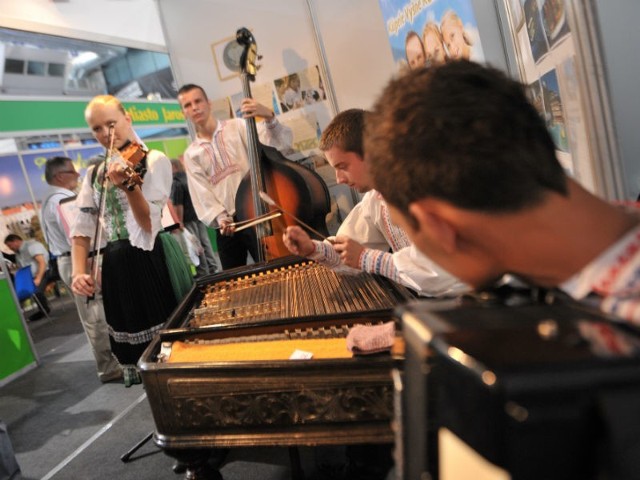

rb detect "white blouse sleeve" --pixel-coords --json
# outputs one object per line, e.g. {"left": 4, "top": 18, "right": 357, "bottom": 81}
{"left": 183, "top": 147, "right": 226, "bottom": 227}
{"left": 71, "top": 165, "right": 99, "bottom": 239}
{"left": 126, "top": 150, "right": 171, "bottom": 250}
{"left": 257, "top": 117, "right": 294, "bottom": 154}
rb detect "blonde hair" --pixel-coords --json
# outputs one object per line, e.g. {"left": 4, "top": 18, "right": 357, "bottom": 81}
{"left": 85, "top": 95, "right": 126, "bottom": 119}
{"left": 440, "top": 10, "right": 473, "bottom": 46}
{"left": 422, "top": 22, "right": 443, "bottom": 45}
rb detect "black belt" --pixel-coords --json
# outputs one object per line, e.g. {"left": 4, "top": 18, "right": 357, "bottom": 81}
{"left": 58, "top": 252, "right": 71, "bottom": 257}
{"left": 88, "top": 249, "right": 105, "bottom": 258}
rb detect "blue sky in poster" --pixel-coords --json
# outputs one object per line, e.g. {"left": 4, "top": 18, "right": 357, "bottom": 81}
{"left": 21, "top": 150, "right": 66, "bottom": 202}
{"left": 0, "top": 155, "right": 30, "bottom": 207}
{"left": 378, "top": 0, "right": 484, "bottom": 66}
{"left": 0, "top": 146, "right": 103, "bottom": 208}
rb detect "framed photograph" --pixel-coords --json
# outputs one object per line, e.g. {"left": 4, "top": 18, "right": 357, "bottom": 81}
{"left": 211, "top": 35, "right": 241, "bottom": 82}
{"left": 275, "top": 66, "right": 327, "bottom": 114}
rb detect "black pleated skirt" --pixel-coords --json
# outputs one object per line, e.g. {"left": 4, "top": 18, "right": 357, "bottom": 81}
{"left": 101, "top": 237, "right": 177, "bottom": 366}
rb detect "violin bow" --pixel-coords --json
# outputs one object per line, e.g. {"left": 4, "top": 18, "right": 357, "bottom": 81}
{"left": 230, "top": 212, "right": 283, "bottom": 233}
{"left": 259, "top": 191, "right": 331, "bottom": 242}
{"left": 86, "top": 123, "right": 116, "bottom": 302}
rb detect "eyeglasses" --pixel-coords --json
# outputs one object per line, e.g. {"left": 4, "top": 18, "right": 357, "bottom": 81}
{"left": 57, "top": 170, "right": 79, "bottom": 176}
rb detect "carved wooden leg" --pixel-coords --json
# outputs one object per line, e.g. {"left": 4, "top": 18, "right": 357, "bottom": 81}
{"left": 164, "top": 448, "right": 223, "bottom": 480}
{"left": 288, "top": 446, "right": 305, "bottom": 480}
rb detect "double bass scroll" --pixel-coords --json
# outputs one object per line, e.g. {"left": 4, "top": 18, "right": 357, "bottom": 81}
{"left": 233, "top": 27, "right": 331, "bottom": 263}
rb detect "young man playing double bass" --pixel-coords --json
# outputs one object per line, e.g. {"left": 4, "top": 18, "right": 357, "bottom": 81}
{"left": 177, "top": 84, "right": 293, "bottom": 270}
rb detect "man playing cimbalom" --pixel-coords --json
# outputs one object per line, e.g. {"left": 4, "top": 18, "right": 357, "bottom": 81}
{"left": 41, "top": 156, "right": 121, "bottom": 382}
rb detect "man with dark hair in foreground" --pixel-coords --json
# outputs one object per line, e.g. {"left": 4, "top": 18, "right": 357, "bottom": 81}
{"left": 365, "top": 60, "right": 640, "bottom": 324}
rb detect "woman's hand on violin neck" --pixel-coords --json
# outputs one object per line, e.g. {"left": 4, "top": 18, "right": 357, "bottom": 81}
{"left": 71, "top": 273, "right": 96, "bottom": 297}
{"left": 240, "top": 98, "right": 274, "bottom": 120}
{"left": 106, "top": 157, "right": 130, "bottom": 186}
{"left": 106, "top": 157, "right": 142, "bottom": 191}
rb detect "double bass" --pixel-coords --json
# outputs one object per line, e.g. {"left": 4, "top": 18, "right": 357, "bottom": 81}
{"left": 233, "top": 27, "right": 331, "bottom": 262}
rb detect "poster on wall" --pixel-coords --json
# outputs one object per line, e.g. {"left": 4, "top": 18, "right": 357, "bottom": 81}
{"left": 274, "top": 66, "right": 327, "bottom": 114}
{"left": 0, "top": 155, "right": 31, "bottom": 206}
{"left": 500, "top": 0, "right": 593, "bottom": 187}
{"left": 522, "top": 0, "right": 569, "bottom": 64}
{"left": 230, "top": 82, "right": 279, "bottom": 118}
{"left": 377, "top": 0, "right": 485, "bottom": 72}
{"left": 225, "top": 64, "right": 327, "bottom": 156}
{"left": 0, "top": 146, "right": 105, "bottom": 247}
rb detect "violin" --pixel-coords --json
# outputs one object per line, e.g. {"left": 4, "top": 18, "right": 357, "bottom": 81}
{"left": 116, "top": 141, "right": 147, "bottom": 191}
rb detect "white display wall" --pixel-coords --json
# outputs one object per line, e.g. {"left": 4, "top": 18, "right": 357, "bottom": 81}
{"left": 0, "top": 0, "right": 166, "bottom": 51}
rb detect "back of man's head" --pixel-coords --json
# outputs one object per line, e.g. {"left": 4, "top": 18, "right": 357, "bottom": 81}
{"left": 319, "top": 108, "right": 367, "bottom": 157}
{"left": 365, "top": 60, "right": 567, "bottom": 216}
{"left": 4, "top": 233, "right": 22, "bottom": 245}
{"left": 44, "top": 156, "right": 73, "bottom": 185}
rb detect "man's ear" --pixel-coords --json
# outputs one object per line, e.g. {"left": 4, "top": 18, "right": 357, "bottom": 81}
{"left": 408, "top": 200, "right": 458, "bottom": 255}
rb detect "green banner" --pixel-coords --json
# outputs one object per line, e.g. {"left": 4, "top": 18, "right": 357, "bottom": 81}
{"left": 0, "top": 99, "right": 186, "bottom": 134}
{"left": 0, "top": 278, "right": 37, "bottom": 381}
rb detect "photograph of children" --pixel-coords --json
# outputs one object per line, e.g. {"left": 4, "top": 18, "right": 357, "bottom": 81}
{"left": 540, "top": 69, "right": 570, "bottom": 153}
{"left": 275, "top": 66, "right": 326, "bottom": 113}
{"left": 540, "top": 0, "right": 570, "bottom": 48}
{"left": 422, "top": 23, "right": 446, "bottom": 67}
{"left": 404, "top": 30, "right": 426, "bottom": 70}
{"left": 378, "top": 0, "right": 484, "bottom": 73}
{"left": 523, "top": 0, "right": 550, "bottom": 63}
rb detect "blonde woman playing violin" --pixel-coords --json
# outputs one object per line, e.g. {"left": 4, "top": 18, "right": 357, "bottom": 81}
{"left": 71, "top": 95, "right": 183, "bottom": 387}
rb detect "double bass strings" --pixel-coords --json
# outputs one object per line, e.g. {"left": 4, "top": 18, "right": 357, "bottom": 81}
{"left": 259, "top": 191, "right": 333, "bottom": 243}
